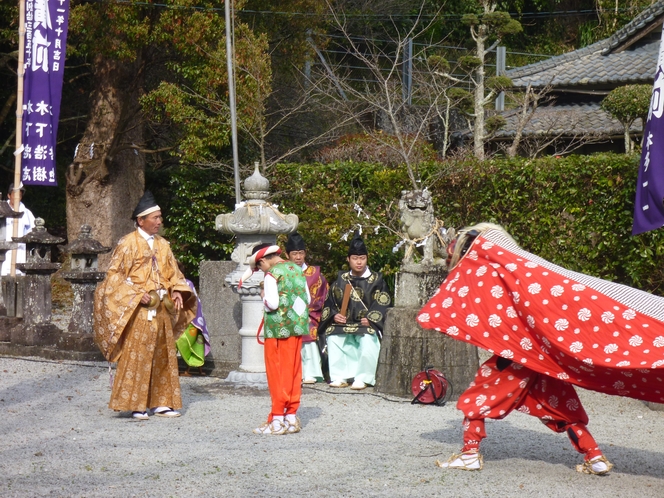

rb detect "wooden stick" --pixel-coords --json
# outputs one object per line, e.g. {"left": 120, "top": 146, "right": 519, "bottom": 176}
{"left": 11, "top": 0, "right": 26, "bottom": 278}
{"left": 340, "top": 283, "right": 352, "bottom": 317}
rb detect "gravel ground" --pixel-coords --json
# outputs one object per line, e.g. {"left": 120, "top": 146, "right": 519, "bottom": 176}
{"left": 1, "top": 355, "right": 663, "bottom": 497}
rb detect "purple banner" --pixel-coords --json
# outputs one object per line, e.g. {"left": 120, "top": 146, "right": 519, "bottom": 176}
{"left": 20, "top": 0, "right": 70, "bottom": 186}
{"left": 633, "top": 29, "right": 664, "bottom": 235}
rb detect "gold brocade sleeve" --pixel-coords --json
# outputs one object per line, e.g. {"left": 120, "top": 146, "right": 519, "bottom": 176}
{"left": 156, "top": 236, "right": 197, "bottom": 339}
{"left": 93, "top": 235, "right": 146, "bottom": 361}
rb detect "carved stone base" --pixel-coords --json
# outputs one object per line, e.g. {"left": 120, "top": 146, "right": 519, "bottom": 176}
{"left": 0, "top": 316, "right": 21, "bottom": 342}
{"left": 58, "top": 332, "right": 97, "bottom": 352}
{"left": 0, "top": 342, "right": 103, "bottom": 361}
{"left": 11, "top": 323, "right": 61, "bottom": 347}
{"left": 375, "top": 308, "right": 479, "bottom": 400}
{"left": 224, "top": 370, "right": 268, "bottom": 388}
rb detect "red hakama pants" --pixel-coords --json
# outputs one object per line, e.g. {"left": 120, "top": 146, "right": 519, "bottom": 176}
{"left": 458, "top": 355, "right": 602, "bottom": 461}
{"left": 264, "top": 336, "right": 303, "bottom": 421}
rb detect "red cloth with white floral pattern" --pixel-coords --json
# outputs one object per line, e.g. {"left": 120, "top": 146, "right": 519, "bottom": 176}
{"left": 458, "top": 355, "right": 602, "bottom": 459}
{"left": 417, "top": 229, "right": 664, "bottom": 404}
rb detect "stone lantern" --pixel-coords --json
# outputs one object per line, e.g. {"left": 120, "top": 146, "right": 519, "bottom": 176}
{"left": 58, "top": 224, "right": 111, "bottom": 352}
{"left": 10, "top": 218, "right": 65, "bottom": 347}
{"left": 216, "top": 162, "right": 298, "bottom": 385}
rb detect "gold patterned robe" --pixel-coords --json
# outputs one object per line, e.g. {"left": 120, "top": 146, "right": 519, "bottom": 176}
{"left": 93, "top": 231, "right": 196, "bottom": 412}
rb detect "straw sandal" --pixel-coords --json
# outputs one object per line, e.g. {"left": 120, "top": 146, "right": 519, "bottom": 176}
{"left": 285, "top": 416, "right": 301, "bottom": 434}
{"left": 253, "top": 419, "right": 287, "bottom": 435}
{"left": 436, "top": 451, "right": 483, "bottom": 471}
{"left": 576, "top": 455, "right": 613, "bottom": 475}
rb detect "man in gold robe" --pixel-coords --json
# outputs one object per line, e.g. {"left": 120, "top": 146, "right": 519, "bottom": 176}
{"left": 94, "top": 191, "right": 196, "bottom": 420}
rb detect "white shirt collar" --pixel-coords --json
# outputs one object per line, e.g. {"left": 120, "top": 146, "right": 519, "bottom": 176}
{"left": 6, "top": 200, "right": 25, "bottom": 210}
{"left": 137, "top": 228, "right": 155, "bottom": 249}
{"left": 351, "top": 267, "right": 371, "bottom": 278}
{"left": 137, "top": 227, "right": 153, "bottom": 241}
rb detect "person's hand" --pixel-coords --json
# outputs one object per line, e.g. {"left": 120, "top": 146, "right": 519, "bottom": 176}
{"left": 172, "top": 291, "right": 183, "bottom": 310}
{"left": 333, "top": 313, "right": 347, "bottom": 324}
{"left": 140, "top": 292, "right": 151, "bottom": 305}
{"left": 360, "top": 317, "right": 370, "bottom": 327}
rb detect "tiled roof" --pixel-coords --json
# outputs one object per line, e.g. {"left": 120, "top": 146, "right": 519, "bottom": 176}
{"left": 492, "top": 102, "right": 643, "bottom": 139}
{"left": 506, "top": 1, "right": 664, "bottom": 88}
{"left": 508, "top": 41, "right": 659, "bottom": 88}
{"left": 602, "top": 1, "right": 664, "bottom": 54}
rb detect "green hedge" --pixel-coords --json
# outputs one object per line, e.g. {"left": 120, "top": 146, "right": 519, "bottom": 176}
{"left": 166, "top": 153, "right": 664, "bottom": 295}
{"left": 161, "top": 167, "right": 236, "bottom": 277}
{"left": 270, "top": 154, "right": 664, "bottom": 293}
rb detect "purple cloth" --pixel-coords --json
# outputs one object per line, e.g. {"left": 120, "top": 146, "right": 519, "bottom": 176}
{"left": 20, "top": 0, "right": 70, "bottom": 186}
{"left": 633, "top": 29, "right": 664, "bottom": 235}
{"left": 186, "top": 279, "right": 210, "bottom": 356}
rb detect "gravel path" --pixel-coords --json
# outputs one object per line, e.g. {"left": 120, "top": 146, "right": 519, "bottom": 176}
{"left": 1, "top": 355, "right": 663, "bottom": 497}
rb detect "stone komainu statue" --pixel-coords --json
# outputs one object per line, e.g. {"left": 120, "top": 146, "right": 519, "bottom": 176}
{"left": 399, "top": 189, "right": 453, "bottom": 266}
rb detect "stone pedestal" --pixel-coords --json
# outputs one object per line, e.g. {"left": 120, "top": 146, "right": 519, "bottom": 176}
{"left": 11, "top": 272, "right": 60, "bottom": 346}
{"left": 375, "top": 308, "right": 479, "bottom": 400}
{"left": 0, "top": 317, "right": 21, "bottom": 342}
{"left": 0, "top": 276, "right": 23, "bottom": 341}
{"left": 374, "top": 264, "right": 479, "bottom": 399}
{"left": 11, "top": 322, "right": 61, "bottom": 347}
{"left": 238, "top": 293, "right": 266, "bottom": 372}
{"left": 199, "top": 260, "right": 242, "bottom": 377}
{"left": 394, "top": 263, "right": 448, "bottom": 308}
{"left": 221, "top": 234, "right": 275, "bottom": 387}
{"left": 2, "top": 276, "right": 25, "bottom": 318}
{"left": 57, "top": 279, "right": 104, "bottom": 352}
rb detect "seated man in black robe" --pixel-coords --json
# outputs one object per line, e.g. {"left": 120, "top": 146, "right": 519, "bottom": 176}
{"left": 318, "top": 232, "right": 391, "bottom": 390}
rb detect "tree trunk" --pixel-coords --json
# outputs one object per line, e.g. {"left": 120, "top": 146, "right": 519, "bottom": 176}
{"left": 507, "top": 86, "right": 533, "bottom": 158}
{"left": 624, "top": 125, "right": 631, "bottom": 155}
{"left": 65, "top": 55, "right": 145, "bottom": 270}
{"left": 473, "top": 26, "right": 487, "bottom": 161}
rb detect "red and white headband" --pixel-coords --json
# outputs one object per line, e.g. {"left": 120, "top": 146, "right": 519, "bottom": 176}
{"left": 238, "top": 245, "right": 281, "bottom": 288}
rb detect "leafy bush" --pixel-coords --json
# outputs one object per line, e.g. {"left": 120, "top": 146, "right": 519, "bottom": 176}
{"left": 167, "top": 153, "right": 664, "bottom": 295}
{"left": 161, "top": 167, "right": 236, "bottom": 278}
{"left": 270, "top": 154, "right": 664, "bottom": 294}
{"left": 601, "top": 84, "right": 651, "bottom": 124}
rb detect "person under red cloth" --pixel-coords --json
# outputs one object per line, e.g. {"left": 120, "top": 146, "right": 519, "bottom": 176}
{"left": 439, "top": 355, "right": 609, "bottom": 474}
{"left": 239, "top": 243, "right": 310, "bottom": 435}
{"left": 416, "top": 222, "right": 640, "bottom": 475}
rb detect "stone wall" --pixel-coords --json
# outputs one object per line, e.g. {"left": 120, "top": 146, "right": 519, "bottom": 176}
{"left": 199, "top": 261, "right": 241, "bottom": 378}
